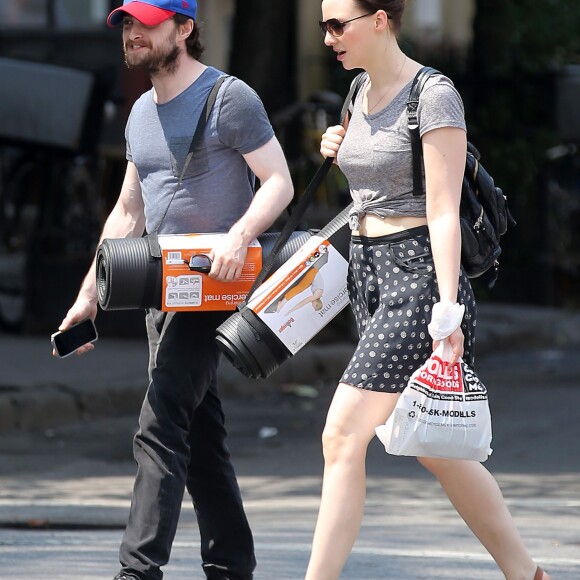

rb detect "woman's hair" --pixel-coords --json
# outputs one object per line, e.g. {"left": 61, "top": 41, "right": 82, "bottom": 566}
{"left": 173, "top": 14, "right": 205, "bottom": 59}
{"left": 312, "top": 299, "right": 323, "bottom": 311}
{"left": 354, "top": 0, "right": 406, "bottom": 34}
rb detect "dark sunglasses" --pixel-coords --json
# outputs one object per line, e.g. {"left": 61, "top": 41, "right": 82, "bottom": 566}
{"left": 187, "top": 253, "right": 212, "bottom": 273}
{"left": 318, "top": 12, "right": 375, "bottom": 37}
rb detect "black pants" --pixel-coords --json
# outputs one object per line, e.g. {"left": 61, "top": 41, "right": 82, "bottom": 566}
{"left": 119, "top": 309, "right": 255, "bottom": 580}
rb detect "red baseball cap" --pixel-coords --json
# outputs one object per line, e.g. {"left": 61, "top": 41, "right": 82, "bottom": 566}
{"left": 107, "top": 0, "right": 197, "bottom": 28}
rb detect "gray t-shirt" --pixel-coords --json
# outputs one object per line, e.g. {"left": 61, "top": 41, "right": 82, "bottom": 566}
{"left": 125, "top": 66, "right": 274, "bottom": 234}
{"left": 337, "top": 73, "right": 466, "bottom": 230}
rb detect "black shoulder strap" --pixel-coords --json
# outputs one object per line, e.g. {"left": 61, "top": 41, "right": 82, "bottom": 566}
{"left": 408, "top": 66, "right": 440, "bottom": 197}
{"left": 346, "top": 72, "right": 367, "bottom": 118}
{"left": 147, "top": 75, "right": 228, "bottom": 258}
{"left": 239, "top": 72, "right": 367, "bottom": 309}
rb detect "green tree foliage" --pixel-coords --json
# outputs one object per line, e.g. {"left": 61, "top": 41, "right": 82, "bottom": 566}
{"left": 229, "top": 0, "right": 297, "bottom": 114}
{"left": 465, "top": 0, "right": 580, "bottom": 303}
{"left": 472, "top": 0, "right": 580, "bottom": 75}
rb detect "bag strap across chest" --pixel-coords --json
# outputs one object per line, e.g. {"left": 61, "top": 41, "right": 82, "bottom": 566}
{"left": 146, "top": 74, "right": 228, "bottom": 258}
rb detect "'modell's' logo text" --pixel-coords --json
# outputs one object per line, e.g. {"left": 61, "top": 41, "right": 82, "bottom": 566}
{"left": 414, "top": 355, "right": 463, "bottom": 393}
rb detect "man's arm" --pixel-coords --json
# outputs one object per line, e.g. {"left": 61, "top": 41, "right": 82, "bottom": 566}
{"left": 208, "top": 135, "right": 294, "bottom": 281}
{"left": 56, "top": 162, "right": 145, "bottom": 353}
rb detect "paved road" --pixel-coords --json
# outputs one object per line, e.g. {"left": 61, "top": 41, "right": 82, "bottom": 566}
{"left": 0, "top": 345, "right": 579, "bottom": 579}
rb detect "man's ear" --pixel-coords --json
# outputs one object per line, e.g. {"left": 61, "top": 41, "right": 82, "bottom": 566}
{"left": 179, "top": 19, "right": 194, "bottom": 39}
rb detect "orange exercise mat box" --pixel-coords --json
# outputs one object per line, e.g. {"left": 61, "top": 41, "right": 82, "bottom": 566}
{"left": 158, "top": 234, "right": 262, "bottom": 312}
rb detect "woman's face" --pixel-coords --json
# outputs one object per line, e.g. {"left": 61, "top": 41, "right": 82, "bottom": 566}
{"left": 320, "top": 0, "right": 376, "bottom": 70}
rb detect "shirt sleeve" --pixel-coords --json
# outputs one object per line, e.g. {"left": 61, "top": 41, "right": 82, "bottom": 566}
{"left": 216, "top": 78, "right": 275, "bottom": 154}
{"left": 418, "top": 76, "right": 466, "bottom": 137}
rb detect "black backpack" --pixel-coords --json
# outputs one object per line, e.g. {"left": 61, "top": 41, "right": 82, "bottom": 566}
{"left": 407, "top": 66, "right": 516, "bottom": 287}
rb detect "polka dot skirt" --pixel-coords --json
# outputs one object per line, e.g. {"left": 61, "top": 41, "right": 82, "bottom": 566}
{"left": 341, "top": 226, "right": 476, "bottom": 393}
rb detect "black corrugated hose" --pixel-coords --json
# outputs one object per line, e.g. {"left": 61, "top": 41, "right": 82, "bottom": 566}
{"left": 215, "top": 206, "right": 352, "bottom": 379}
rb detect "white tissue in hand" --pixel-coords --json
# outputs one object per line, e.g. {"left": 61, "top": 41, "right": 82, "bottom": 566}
{"left": 428, "top": 301, "right": 465, "bottom": 340}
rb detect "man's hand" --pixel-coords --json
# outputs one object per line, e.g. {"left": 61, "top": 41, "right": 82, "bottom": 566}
{"left": 53, "top": 298, "right": 98, "bottom": 357}
{"left": 208, "top": 233, "right": 248, "bottom": 282}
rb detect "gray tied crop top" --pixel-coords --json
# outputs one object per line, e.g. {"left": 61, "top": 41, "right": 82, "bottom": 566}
{"left": 336, "top": 73, "right": 466, "bottom": 230}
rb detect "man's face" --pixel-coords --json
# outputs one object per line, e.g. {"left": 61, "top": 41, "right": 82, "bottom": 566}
{"left": 122, "top": 16, "right": 180, "bottom": 74}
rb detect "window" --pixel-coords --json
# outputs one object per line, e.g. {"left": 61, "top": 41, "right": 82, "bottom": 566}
{"left": 0, "top": 0, "right": 110, "bottom": 29}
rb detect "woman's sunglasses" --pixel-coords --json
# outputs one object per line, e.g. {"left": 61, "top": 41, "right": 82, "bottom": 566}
{"left": 318, "top": 12, "right": 376, "bottom": 38}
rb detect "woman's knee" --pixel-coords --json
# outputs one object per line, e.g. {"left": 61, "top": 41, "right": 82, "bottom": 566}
{"left": 321, "top": 423, "right": 365, "bottom": 464}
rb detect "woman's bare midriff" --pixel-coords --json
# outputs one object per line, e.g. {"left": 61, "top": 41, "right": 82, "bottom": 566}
{"left": 353, "top": 214, "right": 428, "bottom": 237}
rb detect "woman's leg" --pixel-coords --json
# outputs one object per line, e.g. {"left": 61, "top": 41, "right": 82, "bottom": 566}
{"left": 305, "top": 384, "right": 399, "bottom": 580}
{"left": 418, "top": 457, "right": 550, "bottom": 580}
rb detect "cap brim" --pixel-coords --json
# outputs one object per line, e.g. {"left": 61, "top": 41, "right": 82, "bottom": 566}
{"left": 107, "top": 2, "right": 175, "bottom": 28}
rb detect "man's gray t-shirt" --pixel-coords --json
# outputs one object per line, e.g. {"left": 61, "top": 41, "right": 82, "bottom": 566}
{"left": 125, "top": 66, "right": 274, "bottom": 235}
{"left": 337, "top": 73, "right": 466, "bottom": 230}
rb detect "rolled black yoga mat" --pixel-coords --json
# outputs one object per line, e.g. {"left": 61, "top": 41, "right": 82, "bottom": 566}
{"left": 215, "top": 206, "right": 351, "bottom": 379}
{"left": 96, "top": 231, "right": 312, "bottom": 311}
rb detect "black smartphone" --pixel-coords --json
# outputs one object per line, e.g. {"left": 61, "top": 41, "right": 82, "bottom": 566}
{"left": 51, "top": 319, "right": 98, "bottom": 358}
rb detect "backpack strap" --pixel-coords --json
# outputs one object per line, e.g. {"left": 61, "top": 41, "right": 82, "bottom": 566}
{"left": 407, "top": 66, "right": 440, "bottom": 197}
{"left": 146, "top": 75, "right": 228, "bottom": 258}
{"left": 346, "top": 72, "right": 368, "bottom": 119}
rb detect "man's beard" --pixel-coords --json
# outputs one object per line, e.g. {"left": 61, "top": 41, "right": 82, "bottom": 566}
{"left": 124, "top": 42, "right": 181, "bottom": 75}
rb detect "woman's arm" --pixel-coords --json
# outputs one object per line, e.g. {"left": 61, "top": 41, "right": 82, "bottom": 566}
{"left": 422, "top": 125, "right": 467, "bottom": 362}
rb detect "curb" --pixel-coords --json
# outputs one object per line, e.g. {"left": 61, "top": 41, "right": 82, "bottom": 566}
{"left": 1, "top": 304, "right": 579, "bottom": 433}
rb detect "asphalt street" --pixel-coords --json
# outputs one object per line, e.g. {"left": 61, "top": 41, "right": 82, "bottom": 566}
{"left": 0, "top": 303, "right": 579, "bottom": 579}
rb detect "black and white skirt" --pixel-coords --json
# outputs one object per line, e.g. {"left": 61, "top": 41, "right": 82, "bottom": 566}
{"left": 341, "top": 226, "right": 476, "bottom": 393}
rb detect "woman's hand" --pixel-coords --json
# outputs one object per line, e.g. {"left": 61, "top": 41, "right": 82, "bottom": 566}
{"left": 433, "top": 326, "right": 464, "bottom": 366}
{"left": 320, "top": 125, "right": 346, "bottom": 159}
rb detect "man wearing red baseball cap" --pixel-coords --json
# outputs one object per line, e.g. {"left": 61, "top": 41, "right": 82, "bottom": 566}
{"left": 107, "top": 0, "right": 197, "bottom": 28}
{"left": 58, "top": 2, "right": 294, "bottom": 580}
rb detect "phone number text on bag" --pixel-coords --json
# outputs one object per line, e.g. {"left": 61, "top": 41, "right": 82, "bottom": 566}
{"left": 411, "top": 400, "right": 476, "bottom": 418}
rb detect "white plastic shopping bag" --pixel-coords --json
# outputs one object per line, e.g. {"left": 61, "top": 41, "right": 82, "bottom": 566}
{"left": 375, "top": 341, "right": 492, "bottom": 462}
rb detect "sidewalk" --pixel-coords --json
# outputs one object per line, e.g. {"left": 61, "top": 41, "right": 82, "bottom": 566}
{"left": 0, "top": 302, "right": 579, "bottom": 578}
{"left": 1, "top": 302, "right": 579, "bottom": 432}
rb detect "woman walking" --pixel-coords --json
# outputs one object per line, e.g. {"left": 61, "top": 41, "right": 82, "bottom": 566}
{"left": 305, "top": 2, "right": 549, "bottom": 579}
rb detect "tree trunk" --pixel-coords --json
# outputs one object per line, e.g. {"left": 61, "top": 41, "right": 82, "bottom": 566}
{"left": 230, "top": 0, "right": 296, "bottom": 115}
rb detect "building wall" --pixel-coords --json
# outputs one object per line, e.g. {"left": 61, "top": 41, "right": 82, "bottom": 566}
{"left": 300, "top": 0, "right": 476, "bottom": 99}
{"left": 199, "top": 0, "right": 476, "bottom": 100}
{"left": 297, "top": 0, "right": 475, "bottom": 100}
{"left": 298, "top": 0, "right": 332, "bottom": 101}
{"left": 404, "top": 0, "right": 475, "bottom": 47}
{"left": 0, "top": 0, "right": 477, "bottom": 139}
{"left": 198, "top": 0, "right": 235, "bottom": 72}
